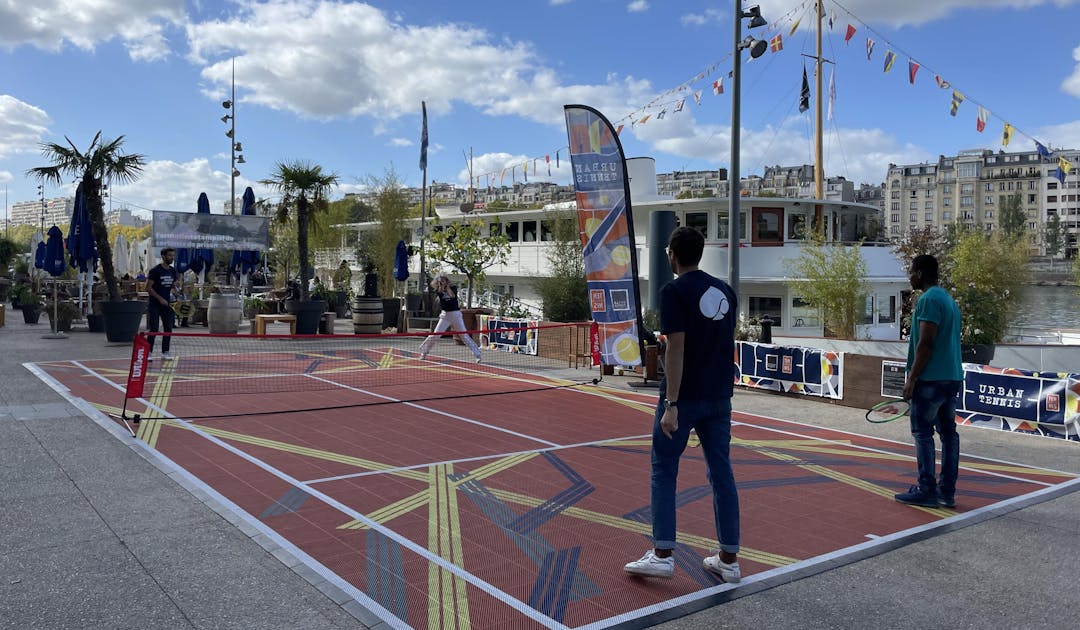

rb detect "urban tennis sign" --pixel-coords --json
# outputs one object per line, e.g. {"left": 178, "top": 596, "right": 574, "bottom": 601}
{"left": 152, "top": 210, "right": 270, "bottom": 251}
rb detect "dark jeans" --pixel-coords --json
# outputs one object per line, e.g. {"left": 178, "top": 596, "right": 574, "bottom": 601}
{"left": 146, "top": 301, "right": 174, "bottom": 353}
{"left": 909, "top": 380, "right": 962, "bottom": 497}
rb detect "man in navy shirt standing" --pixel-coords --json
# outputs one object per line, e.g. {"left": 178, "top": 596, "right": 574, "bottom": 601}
{"left": 145, "top": 247, "right": 179, "bottom": 360}
{"left": 624, "top": 226, "right": 742, "bottom": 583}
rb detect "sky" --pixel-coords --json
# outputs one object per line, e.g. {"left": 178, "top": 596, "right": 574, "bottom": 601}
{"left": 4, "top": 0, "right": 1080, "bottom": 220}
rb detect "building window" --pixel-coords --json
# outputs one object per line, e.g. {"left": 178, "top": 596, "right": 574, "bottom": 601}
{"left": 716, "top": 212, "right": 747, "bottom": 239}
{"left": 1048, "top": 196, "right": 1058, "bottom": 203}
{"left": 790, "top": 297, "right": 820, "bottom": 328}
{"left": 876, "top": 295, "right": 897, "bottom": 323}
{"left": 891, "top": 190, "right": 900, "bottom": 199}
{"left": 957, "top": 162, "right": 978, "bottom": 178}
{"left": 961, "top": 183, "right": 974, "bottom": 194}
{"left": 505, "top": 221, "right": 519, "bottom": 242}
{"left": 1028, "top": 194, "right": 1036, "bottom": 203}
{"left": 540, "top": 220, "right": 554, "bottom": 241}
{"left": 985, "top": 210, "right": 994, "bottom": 218}
{"left": 891, "top": 202, "right": 900, "bottom": 211}
{"left": 890, "top": 213, "right": 900, "bottom": 222}
{"left": 943, "top": 185, "right": 952, "bottom": 194}
{"left": 985, "top": 196, "right": 993, "bottom": 204}
{"left": 924, "top": 212, "right": 933, "bottom": 221}
{"left": 924, "top": 201, "right": 933, "bottom": 209}
{"left": 748, "top": 296, "right": 782, "bottom": 327}
{"left": 942, "top": 211, "right": 952, "bottom": 220}
{"left": 1048, "top": 182, "right": 1058, "bottom": 190}
{"left": 960, "top": 196, "right": 974, "bottom": 207}
{"left": 988, "top": 183, "right": 995, "bottom": 191}
{"left": 685, "top": 212, "right": 708, "bottom": 238}
{"left": 909, "top": 213, "right": 917, "bottom": 223}
{"left": 925, "top": 189, "right": 933, "bottom": 198}
{"left": 943, "top": 198, "right": 951, "bottom": 207}
{"left": 521, "top": 220, "right": 537, "bottom": 242}
{"left": 909, "top": 201, "right": 917, "bottom": 210}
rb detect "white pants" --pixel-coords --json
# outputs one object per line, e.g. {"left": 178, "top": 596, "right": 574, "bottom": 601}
{"left": 418, "top": 309, "right": 481, "bottom": 359}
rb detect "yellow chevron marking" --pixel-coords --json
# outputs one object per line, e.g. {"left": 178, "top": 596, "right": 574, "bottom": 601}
{"left": 427, "top": 463, "right": 470, "bottom": 630}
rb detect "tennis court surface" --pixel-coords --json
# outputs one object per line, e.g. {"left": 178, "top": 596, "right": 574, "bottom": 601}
{"left": 27, "top": 333, "right": 1078, "bottom": 630}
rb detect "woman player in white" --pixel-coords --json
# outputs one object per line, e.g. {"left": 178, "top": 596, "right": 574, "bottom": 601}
{"left": 417, "top": 274, "right": 482, "bottom": 362}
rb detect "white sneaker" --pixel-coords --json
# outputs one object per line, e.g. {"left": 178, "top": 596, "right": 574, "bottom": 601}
{"left": 161, "top": 352, "right": 174, "bottom": 361}
{"left": 703, "top": 554, "right": 741, "bottom": 583}
{"left": 475, "top": 356, "right": 482, "bottom": 364}
{"left": 418, "top": 352, "right": 428, "bottom": 361}
{"left": 624, "top": 550, "right": 674, "bottom": 578}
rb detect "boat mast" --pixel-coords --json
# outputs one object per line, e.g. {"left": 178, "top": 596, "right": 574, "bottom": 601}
{"left": 813, "top": 0, "right": 825, "bottom": 235}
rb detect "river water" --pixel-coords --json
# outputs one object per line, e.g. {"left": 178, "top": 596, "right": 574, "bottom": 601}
{"left": 1010, "top": 285, "right": 1080, "bottom": 330}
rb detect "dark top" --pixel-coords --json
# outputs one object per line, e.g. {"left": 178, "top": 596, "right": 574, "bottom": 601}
{"left": 148, "top": 264, "right": 178, "bottom": 304}
{"left": 659, "top": 269, "right": 738, "bottom": 401}
{"left": 437, "top": 285, "right": 461, "bottom": 312}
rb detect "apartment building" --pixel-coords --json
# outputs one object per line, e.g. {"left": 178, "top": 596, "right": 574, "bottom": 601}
{"left": 885, "top": 149, "right": 1063, "bottom": 256}
{"left": 9, "top": 197, "right": 74, "bottom": 229}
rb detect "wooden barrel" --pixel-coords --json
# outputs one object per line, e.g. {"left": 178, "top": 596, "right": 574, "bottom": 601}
{"left": 207, "top": 293, "right": 243, "bottom": 334}
{"left": 352, "top": 297, "right": 382, "bottom": 334}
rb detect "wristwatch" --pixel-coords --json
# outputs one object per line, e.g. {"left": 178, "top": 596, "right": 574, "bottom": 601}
{"left": 663, "top": 398, "right": 678, "bottom": 410}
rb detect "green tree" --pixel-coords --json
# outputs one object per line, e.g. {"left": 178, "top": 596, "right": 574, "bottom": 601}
{"left": 784, "top": 234, "right": 869, "bottom": 339}
{"left": 998, "top": 192, "right": 1026, "bottom": 241}
{"left": 891, "top": 226, "right": 952, "bottom": 285}
{"left": 268, "top": 217, "right": 298, "bottom": 288}
{"left": 260, "top": 160, "right": 339, "bottom": 301}
{"left": 533, "top": 211, "right": 590, "bottom": 322}
{"left": 425, "top": 218, "right": 510, "bottom": 308}
{"left": 364, "top": 168, "right": 412, "bottom": 296}
{"left": 1043, "top": 213, "right": 1067, "bottom": 269}
{"left": 27, "top": 132, "right": 146, "bottom": 302}
{"left": 948, "top": 230, "right": 1028, "bottom": 344}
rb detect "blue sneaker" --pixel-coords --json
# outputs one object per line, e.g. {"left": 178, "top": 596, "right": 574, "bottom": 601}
{"left": 938, "top": 493, "right": 956, "bottom": 508}
{"left": 894, "top": 485, "right": 939, "bottom": 507}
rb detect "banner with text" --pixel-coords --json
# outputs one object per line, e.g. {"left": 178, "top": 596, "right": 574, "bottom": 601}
{"left": 957, "top": 364, "right": 1079, "bottom": 441}
{"left": 152, "top": 210, "right": 270, "bottom": 251}
{"left": 563, "top": 104, "right": 644, "bottom": 368}
{"left": 478, "top": 315, "right": 540, "bottom": 355}
{"left": 734, "top": 341, "right": 844, "bottom": 400}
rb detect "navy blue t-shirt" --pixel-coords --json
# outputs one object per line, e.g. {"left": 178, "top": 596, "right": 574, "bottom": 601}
{"left": 147, "top": 264, "right": 178, "bottom": 304}
{"left": 437, "top": 285, "right": 461, "bottom": 312}
{"left": 659, "top": 269, "right": 738, "bottom": 401}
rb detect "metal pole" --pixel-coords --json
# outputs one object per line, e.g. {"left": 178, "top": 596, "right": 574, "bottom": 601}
{"left": 728, "top": 0, "right": 741, "bottom": 295}
{"left": 230, "top": 57, "right": 237, "bottom": 215}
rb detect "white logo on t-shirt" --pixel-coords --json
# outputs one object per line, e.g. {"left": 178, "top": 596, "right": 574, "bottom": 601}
{"left": 699, "top": 286, "right": 730, "bottom": 321}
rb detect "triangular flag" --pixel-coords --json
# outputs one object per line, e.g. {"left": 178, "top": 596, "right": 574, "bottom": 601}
{"left": 545, "top": 154, "right": 551, "bottom": 176}
{"left": 844, "top": 24, "right": 856, "bottom": 43}
{"left": 713, "top": 78, "right": 723, "bottom": 95}
{"left": 675, "top": 99, "right": 685, "bottom": 112}
{"left": 693, "top": 90, "right": 702, "bottom": 106}
{"left": 555, "top": 150, "right": 559, "bottom": 168}
{"left": 1001, "top": 122, "right": 1014, "bottom": 147}
{"left": 1059, "top": 155, "right": 1073, "bottom": 174}
{"left": 799, "top": 67, "right": 810, "bottom": 113}
{"left": 976, "top": 107, "right": 988, "bottom": 133}
{"left": 638, "top": 114, "right": 651, "bottom": 125}
{"left": 934, "top": 75, "right": 950, "bottom": 89}
{"left": 949, "top": 90, "right": 964, "bottom": 116}
{"left": 908, "top": 60, "right": 920, "bottom": 84}
{"left": 827, "top": 68, "right": 836, "bottom": 121}
{"left": 883, "top": 50, "right": 896, "bottom": 73}
{"left": 656, "top": 109, "right": 667, "bottom": 120}
{"left": 1036, "top": 142, "right": 1051, "bottom": 159}
{"left": 866, "top": 38, "right": 875, "bottom": 60}
{"left": 1055, "top": 167, "right": 1066, "bottom": 184}
{"left": 829, "top": 16, "right": 834, "bottom": 30}
{"left": 789, "top": 17, "right": 801, "bottom": 36}
{"left": 770, "top": 34, "right": 783, "bottom": 52}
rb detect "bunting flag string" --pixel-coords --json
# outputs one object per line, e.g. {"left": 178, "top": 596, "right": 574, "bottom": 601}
{"left": 949, "top": 90, "right": 964, "bottom": 116}
{"left": 844, "top": 24, "right": 856, "bottom": 43}
{"left": 866, "top": 38, "right": 874, "bottom": 60}
{"left": 908, "top": 60, "right": 920, "bottom": 85}
{"left": 799, "top": 66, "right": 811, "bottom": 113}
{"left": 976, "top": 107, "right": 988, "bottom": 133}
{"left": 934, "top": 75, "right": 950, "bottom": 89}
{"left": 675, "top": 99, "right": 685, "bottom": 112}
{"left": 789, "top": 17, "right": 802, "bottom": 36}
{"left": 693, "top": 90, "right": 702, "bottom": 106}
{"left": 771, "top": 34, "right": 783, "bottom": 52}
{"left": 1036, "top": 142, "right": 1052, "bottom": 159}
{"left": 1001, "top": 123, "right": 1014, "bottom": 147}
{"left": 713, "top": 78, "right": 724, "bottom": 95}
{"left": 883, "top": 50, "right": 896, "bottom": 73}
{"left": 827, "top": 68, "right": 836, "bottom": 121}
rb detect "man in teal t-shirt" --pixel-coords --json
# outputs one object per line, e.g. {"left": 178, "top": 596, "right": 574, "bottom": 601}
{"left": 896, "top": 254, "right": 964, "bottom": 508}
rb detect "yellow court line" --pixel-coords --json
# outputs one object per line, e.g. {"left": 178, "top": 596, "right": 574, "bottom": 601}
{"left": 427, "top": 463, "right": 471, "bottom": 630}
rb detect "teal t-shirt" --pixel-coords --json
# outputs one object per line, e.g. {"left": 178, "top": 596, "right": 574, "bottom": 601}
{"left": 907, "top": 285, "right": 963, "bottom": 381}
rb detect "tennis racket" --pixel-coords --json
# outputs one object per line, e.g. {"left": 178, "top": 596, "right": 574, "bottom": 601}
{"left": 173, "top": 301, "right": 196, "bottom": 318}
{"left": 865, "top": 399, "right": 910, "bottom": 423}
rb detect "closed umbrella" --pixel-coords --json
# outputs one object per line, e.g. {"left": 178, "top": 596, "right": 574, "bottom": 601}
{"left": 42, "top": 225, "right": 68, "bottom": 339}
{"left": 127, "top": 236, "right": 141, "bottom": 276}
{"left": 113, "top": 234, "right": 130, "bottom": 278}
{"left": 65, "top": 184, "right": 96, "bottom": 316}
{"left": 230, "top": 187, "right": 260, "bottom": 291}
{"left": 393, "top": 240, "right": 409, "bottom": 281}
{"left": 188, "top": 193, "right": 215, "bottom": 294}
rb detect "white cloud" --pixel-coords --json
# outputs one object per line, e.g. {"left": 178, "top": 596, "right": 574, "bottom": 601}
{"left": 389, "top": 138, "right": 412, "bottom": 147}
{"left": 1062, "top": 43, "right": 1080, "bottom": 99}
{"left": 681, "top": 9, "right": 725, "bottom": 26}
{"left": 0, "top": 0, "right": 184, "bottom": 61}
{"left": 549, "top": 0, "right": 574, "bottom": 5}
{"left": 455, "top": 151, "right": 573, "bottom": 187}
{"left": 627, "top": 1, "right": 649, "bottom": 13}
{"left": 0, "top": 95, "right": 50, "bottom": 158}
{"left": 0, "top": 171, "right": 12, "bottom": 184}
{"left": 1035, "top": 120, "right": 1080, "bottom": 150}
{"left": 760, "top": 0, "right": 1079, "bottom": 28}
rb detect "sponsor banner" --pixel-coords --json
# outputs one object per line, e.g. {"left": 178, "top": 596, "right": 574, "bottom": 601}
{"left": 957, "top": 364, "right": 1079, "bottom": 441}
{"left": 126, "top": 334, "right": 151, "bottom": 399}
{"left": 564, "top": 104, "right": 644, "bottom": 367}
{"left": 734, "top": 341, "right": 844, "bottom": 400}
{"left": 152, "top": 210, "right": 270, "bottom": 251}
{"left": 478, "top": 315, "right": 539, "bottom": 355}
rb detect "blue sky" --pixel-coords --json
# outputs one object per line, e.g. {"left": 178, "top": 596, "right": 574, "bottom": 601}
{"left": 4, "top": 0, "right": 1080, "bottom": 219}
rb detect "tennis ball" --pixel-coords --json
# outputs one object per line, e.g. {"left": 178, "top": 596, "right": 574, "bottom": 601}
{"left": 609, "top": 245, "right": 631, "bottom": 266}
{"left": 585, "top": 217, "right": 602, "bottom": 237}
{"left": 614, "top": 335, "right": 639, "bottom": 363}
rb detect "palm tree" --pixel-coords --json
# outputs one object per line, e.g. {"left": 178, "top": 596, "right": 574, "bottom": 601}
{"left": 27, "top": 132, "right": 145, "bottom": 302}
{"left": 260, "top": 160, "right": 339, "bottom": 301}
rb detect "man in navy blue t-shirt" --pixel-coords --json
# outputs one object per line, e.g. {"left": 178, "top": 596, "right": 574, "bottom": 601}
{"left": 145, "top": 247, "right": 179, "bottom": 359}
{"left": 624, "top": 226, "right": 742, "bottom": 583}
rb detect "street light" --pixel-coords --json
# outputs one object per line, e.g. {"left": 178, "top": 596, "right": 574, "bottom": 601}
{"left": 728, "top": 3, "right": 768, "bottom": 295}
{"left": 221, "top": 57, "right": 245, "bottom": 214}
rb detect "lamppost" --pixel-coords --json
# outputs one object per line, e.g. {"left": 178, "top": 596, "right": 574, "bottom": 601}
{"left": 37, "top": 183, "right": 46, "bottom": 236}
{"left": 221, "top": 57, "right": 245, "bottom": 214}
{"left": 728, "top": 3, "right": 768, "bottom": 295}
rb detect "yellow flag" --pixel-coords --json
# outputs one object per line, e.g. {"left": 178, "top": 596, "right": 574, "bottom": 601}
{"left": 789, "top": 17, "right": 801, "bottom": 36}
{"left": 1001, "top": 123, "right": 1014, "bottom": 147}
{"left": 1060, "top": 155, "right": 1074, "bottom": 174}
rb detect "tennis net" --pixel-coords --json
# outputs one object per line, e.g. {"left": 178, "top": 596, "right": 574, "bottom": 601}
{"left": 123, "top": 323, "right": 599, "bottom": 420}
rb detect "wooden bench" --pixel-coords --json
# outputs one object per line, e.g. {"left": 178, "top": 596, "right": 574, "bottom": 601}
{"left": 253, "top": 313, "right": 296, "bottom": 335}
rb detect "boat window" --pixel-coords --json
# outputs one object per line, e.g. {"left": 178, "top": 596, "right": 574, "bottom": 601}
{"left": 540, "top": 220, "right": 554, "bottom": 241}
{"left": 790, "top": 297, "right": 819, "bottom": 328}
{"left": 489, "top": 223, "right": 501, "bottom": 237}
{"left": 751, "top": 207, "right": 783, "bottom": 245}
{"left": 788, "top": 214, "right": 808, "bottom": 239}
{"left": 748, "top": 296, "right": 782, "bottom": 327}
{"left": 505, "top": 221, "right": 519, "bottom": 242}
{"left": 716, "top": 212, "right": 747, "bottom": 239}
{"left": 862, "top": 296, "right": 875, "bottom": 325}
{"left": 877, "top": 295, "right": 896, "bottom": 324}
{"left": 684, "top": 212, "right": 708, "bottom": 238}
{"left": 522, "top": 220, "right": 537, "bottom": 242}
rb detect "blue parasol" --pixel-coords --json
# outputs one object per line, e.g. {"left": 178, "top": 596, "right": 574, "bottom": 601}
{"left": 188, "top": 192, "right": 215, "bottom": 277}
{"left": 393, "top": 240, "right": 409, "bottom": 281}
{"left": 65, "top": 183, "right": 97, "bottom": 273}
{"left": 230, "top": 187, "right": 261, "bottom": 277}
{"left": 44, "top": 225, "right": 67, "bottom": 277}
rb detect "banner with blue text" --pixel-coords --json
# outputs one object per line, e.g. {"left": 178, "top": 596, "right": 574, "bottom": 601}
{"left": 957, "top": 365, "right": 1079, "bottom": 441}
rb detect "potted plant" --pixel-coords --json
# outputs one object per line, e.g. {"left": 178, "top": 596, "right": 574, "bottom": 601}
{"left": 243, "top": 295, "right": 267, "bottom": 320}
{"left": 0, "top": 237, "right": 17, "bottom": 309}
{"left": 28, "top": 132, "right": 148, "bottom": 342}
{"left": 261, "top": 160, "right": 339, "bottom": 334}
{"left": 45, "top": 299, "right": 79, "bottom": 332}
{"left": 12, "top": 283, "right": 42, "bottom": 324}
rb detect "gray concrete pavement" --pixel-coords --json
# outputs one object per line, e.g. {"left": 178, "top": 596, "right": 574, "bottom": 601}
{"left": 1, "top": 320, "right": 1076, "bottom": 629}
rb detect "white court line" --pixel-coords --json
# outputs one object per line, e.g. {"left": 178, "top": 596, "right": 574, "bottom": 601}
{"left": 65, "top": 359, "right": 570, "bottom": 630}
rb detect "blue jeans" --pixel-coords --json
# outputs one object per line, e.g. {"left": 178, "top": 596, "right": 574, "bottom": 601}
{"left": 908, "top": 380, "right": 962, "bottom": 497}
{"left": 650, "top": 398, "right": 740, "bottom": 554}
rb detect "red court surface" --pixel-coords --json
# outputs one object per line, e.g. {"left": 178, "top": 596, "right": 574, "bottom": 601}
{"left": 28, "top": 349, "right": 1079, "bottom": 630}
